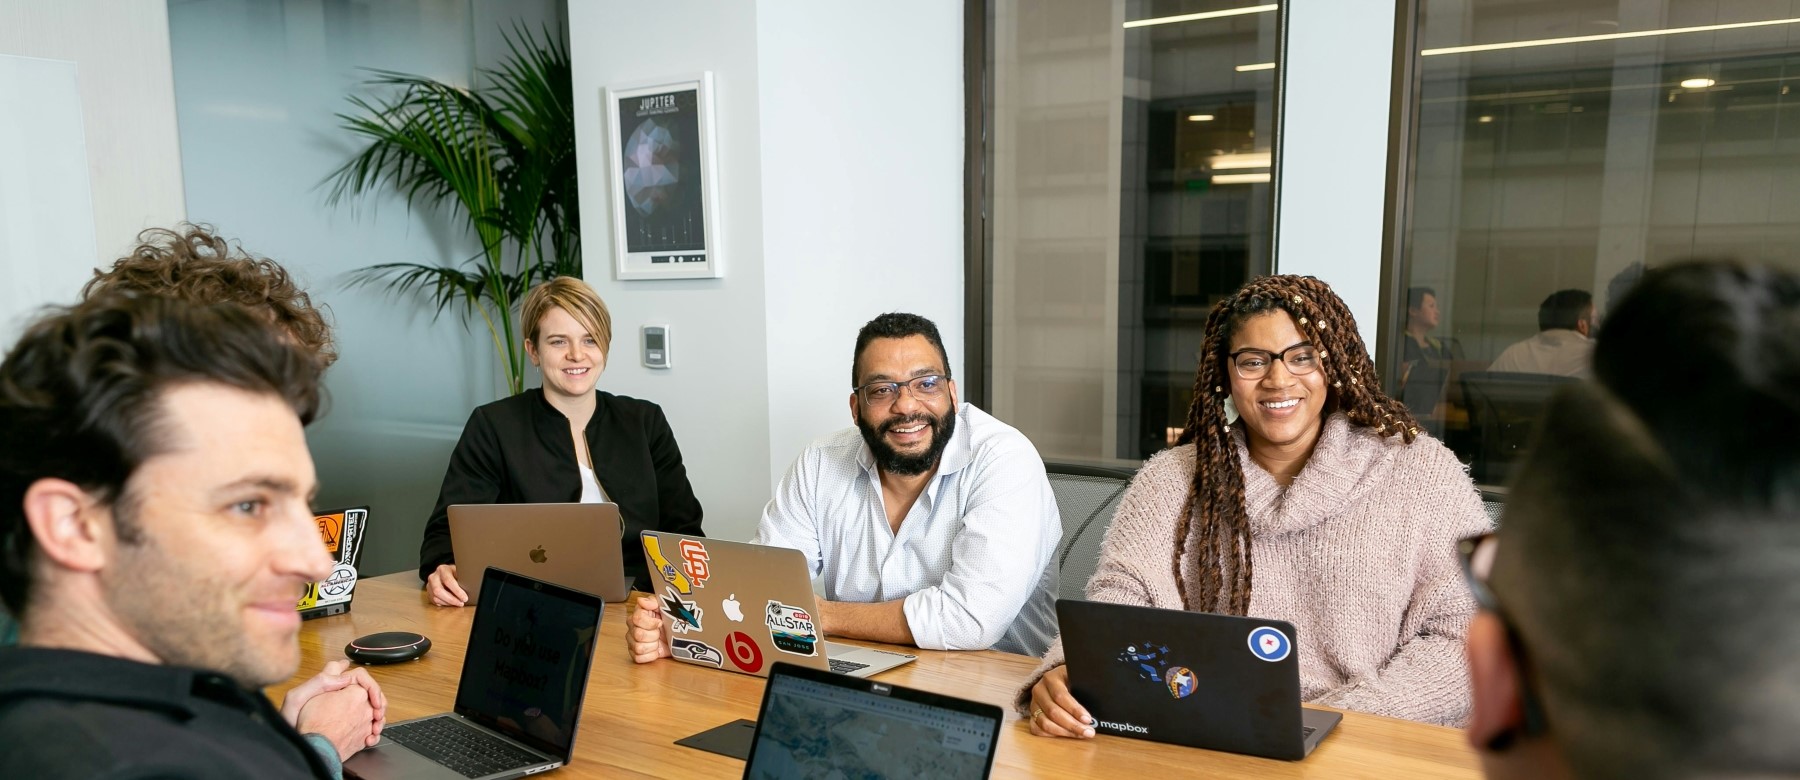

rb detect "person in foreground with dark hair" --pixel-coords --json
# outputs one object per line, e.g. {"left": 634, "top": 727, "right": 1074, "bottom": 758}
{"left": 0, "top": 296, "right": 383, "bottom": 779}
{"left": 1465, "top": 261, "right": 1800, "bottom": 779}
{"left": 625, "top": 312, "right": 1060, "bottom": 659}
{"left": 1487, "top": 289, "right": 1596, "bottom": 377}
{"left": 1024, "top": 275, "right": 1488, "bottom": 737}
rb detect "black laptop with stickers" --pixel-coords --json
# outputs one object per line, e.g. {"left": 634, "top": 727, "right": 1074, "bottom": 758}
{"left": 1056, "top": 599, "right": 1341, "bottom": 761}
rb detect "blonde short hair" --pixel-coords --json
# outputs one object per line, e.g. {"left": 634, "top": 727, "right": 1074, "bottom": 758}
{"left": 521, "top": 277, "right": 612, "bottom": 358}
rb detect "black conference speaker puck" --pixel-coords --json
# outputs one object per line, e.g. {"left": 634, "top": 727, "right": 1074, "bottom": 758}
{"left": 346, "top": 631, "right": 431, "bottom": 665}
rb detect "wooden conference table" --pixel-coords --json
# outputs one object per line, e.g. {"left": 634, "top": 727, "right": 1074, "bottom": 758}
{"left": 287, "top": 573, "right": 1480, "bottom": 779}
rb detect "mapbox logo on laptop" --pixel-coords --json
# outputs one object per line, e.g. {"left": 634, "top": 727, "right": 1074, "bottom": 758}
{"left": 1097, "top": 720, "right": 1149, "bottom": 735}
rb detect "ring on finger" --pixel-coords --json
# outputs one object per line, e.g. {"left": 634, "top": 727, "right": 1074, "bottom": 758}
{"left": 1031, "top": 707, "right": 1044, "bottom": 723}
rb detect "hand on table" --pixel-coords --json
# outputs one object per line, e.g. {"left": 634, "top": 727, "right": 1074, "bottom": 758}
{"left": 626, "top": 595, "right": 670, "bottom": 664}
{"left": 1027, "top": 665, "right": 1095, "bottom": 739}
{"left": 426, "top": 564, "right": 468, "bottom": 606}
{"left": 282, "top": 660, "right": 388, "bottom": 759}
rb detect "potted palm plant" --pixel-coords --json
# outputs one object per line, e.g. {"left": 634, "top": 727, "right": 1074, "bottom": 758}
{"left": 325, "top": 24, "right": 578, "bottom": 396}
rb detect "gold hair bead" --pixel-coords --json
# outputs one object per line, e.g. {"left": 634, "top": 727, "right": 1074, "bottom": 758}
{"left": 1292, "top": 295, "right": 1302, "bottom": 303}
{"left": 1298, "top": 316, "right": 1309, "bottom": 325}
{"left": 1319, "top": 350, "right": 1328, "bottom": 358}
{"left": 1409, "top": 427, "right": 1421, "bottom": 437}
{"left": 1352, "top": 378, "right": 1359, "bottom": 385}
{"left": 1333, "top": 381, "right": 1342, "bottom": 388}
{"left": 1376, "top": 425, "right": 1387, "bottom": 433}
{"left": 1214, "top": 386, "right": 1222, "bottom": 393}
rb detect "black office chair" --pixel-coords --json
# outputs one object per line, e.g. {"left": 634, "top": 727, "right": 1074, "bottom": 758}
{"left": 1045, "top": 462, "right": 1138, "bottom": 602}
{"left": 1459, "top": 371, "right": 1578, "bottom": 486}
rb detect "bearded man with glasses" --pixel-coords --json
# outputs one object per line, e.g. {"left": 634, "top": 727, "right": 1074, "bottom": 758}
{"left": 626, "top": 312, "right": 1060, "bottom": 660}
{"left": 1464, "top": 261, "right": 1800, "bottom": 779}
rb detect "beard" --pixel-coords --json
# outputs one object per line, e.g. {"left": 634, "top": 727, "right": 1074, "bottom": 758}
{"left": 857, "top": 407, "right": 957, "bottom": 477}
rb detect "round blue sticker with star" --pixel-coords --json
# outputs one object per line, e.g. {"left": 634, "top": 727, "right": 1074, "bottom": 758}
{"left": 1247, "top": 626, "right": 1291, "bottom": 662}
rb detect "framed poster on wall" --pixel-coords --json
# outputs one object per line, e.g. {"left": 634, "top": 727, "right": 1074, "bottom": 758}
{"left": 605, "top": 72, "right": 722, "bottom": 280}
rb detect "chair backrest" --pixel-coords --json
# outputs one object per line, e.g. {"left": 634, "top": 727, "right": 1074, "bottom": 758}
{"left": 1045, "top": 462, "right": 1138, "bottom": 602}
{"left": 0, "top": 606, "right": 17, "bottom": 648}
{"left": 1459, "top": 371, "right": 1578, "bottom": 486}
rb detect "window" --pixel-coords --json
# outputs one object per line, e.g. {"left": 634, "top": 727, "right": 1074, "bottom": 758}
{"left": 979, "top": 0, "right": 1283, "bottom": 463}
{"left": 1388, "top": 1, "right": 1800, "bottom": 486}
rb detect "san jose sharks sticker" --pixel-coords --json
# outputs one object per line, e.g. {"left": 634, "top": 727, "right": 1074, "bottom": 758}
{"left": 764, "top": 600, "right": 819, "bottom": 657}
{"left": 671, "top": 638, "right": 723, "bottom": 667}
{"left": 1248, "top": 626, "right": 1291, "bottom": 662}
{"left": 662, "top": 585, "right": 704, "bottom": 634}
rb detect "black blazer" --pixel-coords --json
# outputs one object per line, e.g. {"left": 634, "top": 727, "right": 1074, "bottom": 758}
{"left": 418, "top": 389, "right": 705, "bottom": 588}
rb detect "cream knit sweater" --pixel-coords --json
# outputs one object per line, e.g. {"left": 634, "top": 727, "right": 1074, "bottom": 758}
{"left": 1022, "top": 414, "right": 1489, "bottom": 726}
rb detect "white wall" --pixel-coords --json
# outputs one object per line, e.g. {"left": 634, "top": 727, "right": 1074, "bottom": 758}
{"left": 1274, "top": 0, "right": 1396, "bottom": 358}
{"left": 570, "top": 0, "right": 964, "bottom": 541}
{"left": 0, "top": 0, "right": 186, "bottom": 340}
{"left": 0, "top": 55, "right": 97, "bottom": 346}
{"left": 756, "top": 1, "right": 966, "bottom": 488}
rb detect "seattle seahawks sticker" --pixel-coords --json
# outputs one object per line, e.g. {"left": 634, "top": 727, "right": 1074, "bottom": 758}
{"left": 671, "top": 638, "right": 723, "bottom": 667}
{"left": 1248, "top": 626, "right": 1291, "bottom": 662}
{"left": 764, "top": 600, "right": 819, "bottom": 657}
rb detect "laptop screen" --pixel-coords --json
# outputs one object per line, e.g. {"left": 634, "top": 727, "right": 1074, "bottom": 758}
{"left": 454, "top": 568, "right": 603, "bottom": 759}
{"left": 746, "top": 665, "right": 1000, "bottom": 780}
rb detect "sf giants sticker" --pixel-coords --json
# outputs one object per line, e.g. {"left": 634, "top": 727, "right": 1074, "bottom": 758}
{"left": 1248, "top": 626, "right": 1291, "bottom": 662}
{"left": 724, "top": 631, "right": 764, "bottom": 673}
{"left": 661, "top": 585, "right": 704, "bottom": 634}
{"left": 671, "top": 638, "right": 723, "bottom": 667}
{"left": 644, "top": 534, "right": 693, "bottom": 594}
{"left": 678, "top": 539, "right": 710, "bottom": 588}
{"left": 764, "top": 600, "right": 818, "bottom": 657}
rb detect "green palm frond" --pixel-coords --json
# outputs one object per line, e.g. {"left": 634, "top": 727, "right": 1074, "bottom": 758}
{"left": 325, "top": 25, "right": 577, "bottom": 396}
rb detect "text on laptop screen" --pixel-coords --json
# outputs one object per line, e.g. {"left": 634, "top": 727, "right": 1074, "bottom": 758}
{"left": 455, "top": 575, "right": 600, "bottom": 755}
{"left": 747, "top": 673, "right": 997, "bottom": 780}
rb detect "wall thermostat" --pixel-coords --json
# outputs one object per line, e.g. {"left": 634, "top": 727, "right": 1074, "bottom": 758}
{"left": 642, "top": 325, "right": 671, "bottom": 369}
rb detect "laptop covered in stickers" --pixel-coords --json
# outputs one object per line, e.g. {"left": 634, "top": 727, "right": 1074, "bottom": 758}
{"left": 297, "top": 506, "right": 368, "bottom": 620}
{"left": 639, "top": 530, "right": 917, "bottom": 679}
{"left": 1056, "top": 599, "right": 1341, "bottom": 761}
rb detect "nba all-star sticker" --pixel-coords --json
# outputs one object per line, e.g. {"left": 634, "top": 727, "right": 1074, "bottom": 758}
{"left": 661, "top": 586, "right": 704, "bottom": 634}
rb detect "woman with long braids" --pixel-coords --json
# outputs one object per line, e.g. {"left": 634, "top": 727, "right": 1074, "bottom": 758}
{"left": 1022, "top": 275, "right": 1488, "bottom": 735}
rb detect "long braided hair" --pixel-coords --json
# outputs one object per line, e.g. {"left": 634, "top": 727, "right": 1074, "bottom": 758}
{"left": 1171, "top": 275, "right": 1421, "bottom": 614}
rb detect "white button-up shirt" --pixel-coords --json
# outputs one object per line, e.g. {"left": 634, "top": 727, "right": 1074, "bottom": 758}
{"left": 754, "top": 403, "right": 1060, "bottom": 656}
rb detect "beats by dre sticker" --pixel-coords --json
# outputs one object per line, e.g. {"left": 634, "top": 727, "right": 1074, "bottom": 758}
{"left": 725, "top": 631, "right": 764, "bottom": 673}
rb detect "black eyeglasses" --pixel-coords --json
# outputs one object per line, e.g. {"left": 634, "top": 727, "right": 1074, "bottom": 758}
{"left": 853, "top": 375, "right": 947, "bottom": 407}
{"left": 1457, "top": 532, "right": 1547, "bottom": 746}
{"left": 1227, "top": 343, "right": 1319, "bottom": 380}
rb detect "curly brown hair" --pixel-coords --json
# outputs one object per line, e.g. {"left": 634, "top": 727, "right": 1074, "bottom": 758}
{"left": 83, "top": 224, "right": 336, "bottom": 368}
{"left": 1172, "top": 275, "right": 1421, "bottom": 615}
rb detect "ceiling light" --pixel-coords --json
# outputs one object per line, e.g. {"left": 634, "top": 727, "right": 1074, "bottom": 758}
{"left": 1213, "top": 173, "right": 1272, "bottom": 184}
{"left": 1422, "top": 16, "right": 1800, "bottom": 56}
{"left": 1477, "top": 115, "right": 1494, "bottom": 123}
{"left": 1210, "top": 152, "right": 1272, "bottom": 170}
{"left": 1188, "top": 114, "right": 1216, "bottom": 122}
{"left": 1680, "top": 77, "right": 1716, "bottom": 89}
{"left": 1235, "top": 62, "right": 1277, "bottom": 72}
{"left": 1125, "top": 4, "right": 1278, "bottom": 29}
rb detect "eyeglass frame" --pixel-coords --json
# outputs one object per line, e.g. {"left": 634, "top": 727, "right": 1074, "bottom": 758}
{"left": 1457, "top": 531, "right": 1549, "bottom": 747}
{"left": 1225, "top": 342, "right": 1320, "bottom": 380}
{"left": 852, "top": 374, "right": 950, "bottom": 407}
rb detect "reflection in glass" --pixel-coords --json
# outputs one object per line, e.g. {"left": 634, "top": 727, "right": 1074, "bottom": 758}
{"left": 1392, "top": 1, "right": 1800, "bottom": 484}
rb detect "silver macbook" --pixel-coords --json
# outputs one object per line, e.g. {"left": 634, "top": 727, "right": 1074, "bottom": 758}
{"left": 449, "top": 503, "right": 630, "bottom": 603}
{"left": 639, "top": 530, "right": 916, "bottom": 679}
{"left": 344, "top": 567, "right": 603, "bottom": 779}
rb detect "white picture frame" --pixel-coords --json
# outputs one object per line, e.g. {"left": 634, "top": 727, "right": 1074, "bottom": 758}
{"left": 604, "top": 72, "right": 722, "bottom": 280}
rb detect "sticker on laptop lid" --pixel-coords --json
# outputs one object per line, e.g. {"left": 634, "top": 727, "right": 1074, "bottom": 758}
{"left": 671, "top": 638, "right": 723, "bottom": 667}
{"left": 724, "top": 631, "right": 764, "bottom": 673}
{"left": 318, "top": 564, "right": 358, "bottom": 600}
{"left": 1248, "top": 626, "right": 1291, "bottom": 662}
{"left": 764, "top": 600, "right": 818, "bottom": 657}
{"left": 644, "top": 535, "right": 693, "bottom": 594}
{"left": 678, "top": 539, "right": 711, "bottom": 589}
{"left": 1164, "top": 666, "right": 1197, "bottom": 699}
{"left": 1117, "top": 642, "right": 1171, "bottom": 683}
{"left": 661, "top": 586, "right": 704, "bottom": 634}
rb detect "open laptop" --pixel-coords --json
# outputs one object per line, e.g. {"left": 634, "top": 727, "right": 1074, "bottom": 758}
{"left": 298, "top": 506, "right": 368, "bottom": 620}
{"left": 743, "top": 662, "right": 1002, "bottom": 779}
{"left": 450, "top": 503, "right": 631, "bottom": 603}
{"left": 639, "top": 530, "right": 916, "bottom": 678}
{"left": 1057, "top": 599, "right": 1341, "bottom": 761}
{"left": 344, "top": 567, "right": 603, "bottom": 780}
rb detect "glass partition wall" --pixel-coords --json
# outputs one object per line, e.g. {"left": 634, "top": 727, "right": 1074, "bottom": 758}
{"left": 1391, "top": 0, "right": 1800, "bottom": 486}
{"left": 985, "top": 1, "right": 1282, "bottom": 464}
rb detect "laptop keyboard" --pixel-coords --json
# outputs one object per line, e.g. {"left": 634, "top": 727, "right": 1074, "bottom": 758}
{"left": 828, "top": 659, "right": 870, "bottom": 675}
{"left": 382, "top": 717, "right": 543, "bottom": 778}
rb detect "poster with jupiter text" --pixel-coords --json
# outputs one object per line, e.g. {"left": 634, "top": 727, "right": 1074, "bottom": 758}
{"left": 606, "top": 73, "right": 722, "bottom": 280}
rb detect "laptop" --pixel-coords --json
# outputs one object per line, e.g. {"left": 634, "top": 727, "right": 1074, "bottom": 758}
{"left": 1056, "top": 599, "right": 1341, "bottom": 761}
{"left": 743, "top": 662, "right": 1003, "bottom": 779}
{"left": 298, "top": 506, "right": 368, "bottom": 620}
{"left": 344, "top": 567, "right": 603, "bottom": 780}
{"left": 449, "top": 503, "right": 631, "bottom": 603}
{"left": 639, "top": 530, "right": 916, "bottom": 678}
